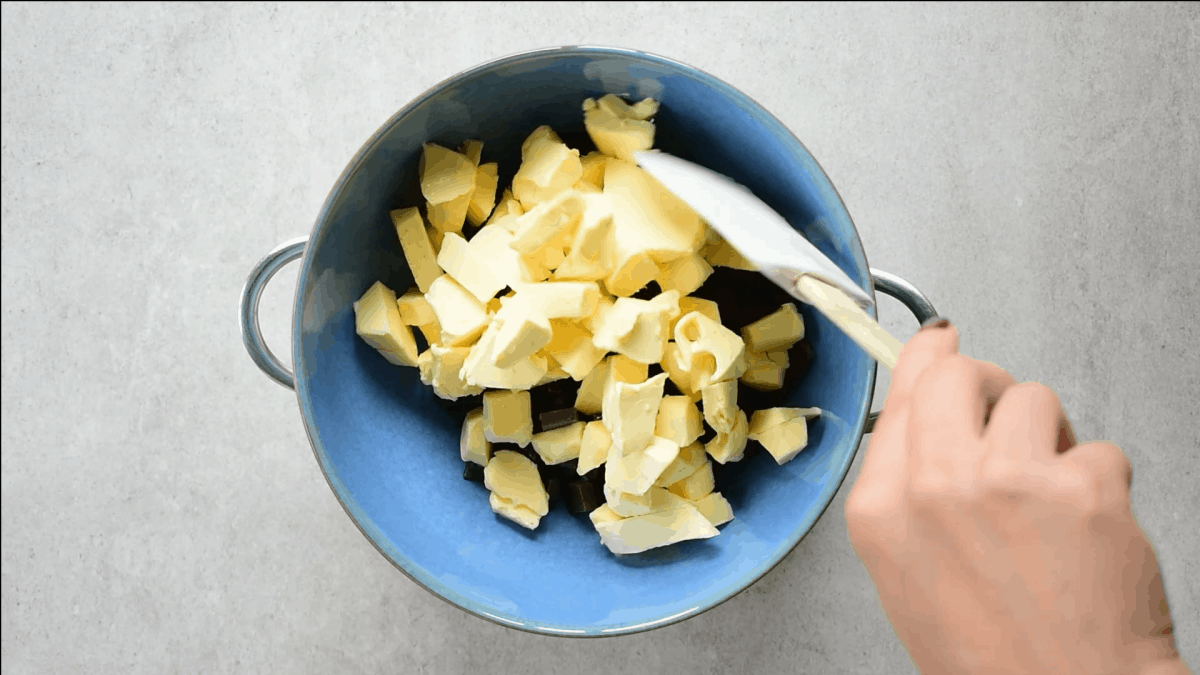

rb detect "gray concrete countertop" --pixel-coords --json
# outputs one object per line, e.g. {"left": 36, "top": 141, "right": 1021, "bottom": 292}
{"left": 3, "top": 3, "right": 1197, "bottom": 673}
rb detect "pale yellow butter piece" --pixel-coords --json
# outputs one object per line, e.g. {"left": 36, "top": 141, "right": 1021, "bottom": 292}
{"left": 532, "top": 421, "right": 586, "bottom": 465}
{"left": 419, "top": 344, "right": 482, "bottom": 400}
{"left": 471, "top": 225, "right": 545, "bottom": 290}
{"left": 489, "top": 492, "right": 542, "bottom": 530}
{"left": 511, "top": 281, "right": 601, "bottom": 320}
{"left": 554, "top": 193, "right": 614, "bottom": 282}
{"left": 512, "top": 125, "right": 582, "bottom": 208}
{"left": 706, "top": 409, "right": 749, "bottom": 464}
{"left": 602, "top": 372, "right": 668, "bottom": 455}
{"left": 577, "top": 420, "right": 612, "bottom": 475}
{"left": 466, "top": 162, "right": 499, "bottom": 227}
{"left": 588, "top": 503, "right": 624, "bottom": 527}
{"left": 702, "top": 233, "right": 756, "bottom": 270}
{"left": 748, "top": 407, "right": 804, "bottom": 437}
{"left": 390, "top": 207, "right": 443, "bottom": 293}
{"left": 754, "top": 415, "right": 813, "bottom": 465}
{"left": 460, "top": 139, "right": 484, "bottom": 165}
{"left": 602, "top": 480, "right": 685, "bottom": 518}
{"left": 460, "top": 318, "right": 549, "bottom": 391}
{"left": 740, "top": 363, "right": 785, "bottom": 391}
{"left": 490, "top": 302, "right": 553, "bottom": 370}
{"left": 606, "top": 435, "right": 680, "bottom": 496}
{"left": 701, "top": 379, "right": 739, "bottom": 433}
{"left": 575, "top": 353, "right": 646, "bottom": 414}
{"left": 594, "top": 503, "right": 719, "bottom": 555}
{"left": 510, "top": 189, "right": 586, "bottom": 256}
{"left": 591, "top": 291, "right": 681, "bottom": 364}
{"left": 582, "top": 95, "right": 659, "bottom": 162}
{"left": 420, "top": 143, "right": 475, "bottom": 205}
{"left": 742, "top": 303, "right": 805, "bottom": 353}
{"left": 654, "top": 396, "right": 704, "bottom": 448}
{"left": 578, "top": 150, "right": 608, "bottom": 188}
{"left": 654, "top": 441, "right": 708, "bottom": 487}
{"left": 485, "top": 188, "right": 524, "bottom": 233}
{"left": 674, "top": 297, "right": 721, "bottom": 332}
{"left": 481, "top": 390, "right": 533, "bottom": 447}
{"left": 424, "top": 275, "right": 489, "bottom": 347}
{"left": 604, "top": 159, "right": 706, "bottom": 267}
{"left": 535, "top": 361, "right": 571, "bottom": 386}
{"left": 460, "top": 408, "right": 492, "bottom": 466}
{"left": 354, "top": 281, "right": 420, "bottom": 367}
{"left": 656, "top": 253, "right": 713, "bottom": 296}
{"left": 548, "top": 327, "right": 607, "bottom": 381}
{"left": 397, "top": 289, "right": 437, "bottom": 326}
{"left": 662, "top": 342, "right": 702, "bottom": 402}
{"left": 484, "top": 450, "right": 548, "bottom": 516}
{"left": 427, "top": 192, "right": 471, "bottom": 239}
{"left": 691, "top": 492, "right": 734, "bottom": 527}
{"left": 675, "top": 311, "right": 747, "bottom": 389}
{"left": 668, "top": 460, "right": 714, "bottom": 500}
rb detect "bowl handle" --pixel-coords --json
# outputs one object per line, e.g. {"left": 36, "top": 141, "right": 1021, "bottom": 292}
{"left": 239, "top": 237, "right": 308, "bottom": 390}
{"left": 862, "top": 269, "right": 939, "bottom": 433}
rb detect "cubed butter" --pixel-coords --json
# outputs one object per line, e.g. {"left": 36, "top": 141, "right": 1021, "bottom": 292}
{"left": 753, "top": 415, "right": 813, "bottom": 465}
{"left": 701, "top": 379, "right": 739, "bottom": 433}
{"left": 466, "top": 162, "right": 498, "bottom": 227}
{"left": 460, "top": 408, "right": 491, "bottom": 466}
{"left": 490, "top": 302, "right": 553, "bottom": 369}
{"left": 602, "top": 482, "right": 684, "bottom": 518}
{"left": 489, "top": 493, "right": 542, "bottom": 530}
{"left": 691, "top": 492, "right": 734, "bottom": 527}
{"left": 702, "top": 234, "right": 756, "bottom": 270}
{"left": 531, "top": 421, "right": 585, "bottom": 465}
{"left": 354, "top": 281, "right": 419, "bottom": 367}
{"left": 668, "top": 460, "right": 714, "bottom": 500}
{"left": 554, "top": 193, "right": 614, "bottom": 282}
{"left": 602, "top": 372, "right": 668, "bottom": 454}
{"left": 582, "top": 94, "right": 658, "bottom": 162}
{"left": 741, "top": 347, "right": 790, "bottom": 390}
{"left": 391, "top": 207, "right": 443, "bottom": 293}
{"left": 606, "top": 435, "right": 680, "bottom": 496}
{"left": 419, "top": 345, "right": 482, "bottom": 400}
{"left": 706, "top": 409, "right": 749, "bottom": 464}
{"left": 577, "top": 420, "right": 612, "bottom": 475}
{"left": 675, "top": 311, "right": 747, "bottom": 389}
{"left": 460, "top": 139, "right": 484, "bottom": 165}
{"left": 510, "top": 189, "right": 586, "bottom": 256}
{"left": 484, "top": 450, "right": 548, "bottom": 516}
{"left": 656, "top": 253, "right": 713, "bottom": 296}
{"left": 673, "top": 297, "right": 721, "bottom": 334}
{"left": 425, "top": 275, "right": 489, "bottom": 347}
{"left": 591, "top": 291, "right": 681, "bottom": 364}
{"left": 604, "top": 159, "right": 706, "bottom": 265}
{"left": 654, "top": 396, "right": 704, "bottom": 447}
{"left": 588, "top": 503, "right": 624, "bottom": 527}
{"left": 482, "top": 390, "right": 533, "bottom": 447}
{"left": 545, "top": 323, "right": 607, "bottom": 381}
{"left": 654, "top": 441, "right": 708, "bottom": 487}
{"left": 576, "top": 354, "right": 646, "bottom": 415}
{"left": 427, "top": 193, "right": 471, "bottom": 239}
{"left": 486, "top": 188, "right": 524, "bottom": 233}
{"left": 578, "top": 150, "right": 608, "bottom": 188}
{"left": 593, "top": 503, "right": 719, "bottom": 555}
{"left": 512, "top": 125, "right": 582, "bottom": 208}
{"left": 662, "top": 342, "right": 702, "bottom": 402}
{"left": 461, "top": 318, "right": 549, "bottom": 391}
{"left": 511, "top": 281, "right": 601, "bottom": 320}
{"left": 742, "top": 303, "right": 805, "bottom": 352}
{"left": 420, "top": 143, "right": 475, "bottom": 205}
{"left": 747, "top": 407, "right": 820, "bottom": 437}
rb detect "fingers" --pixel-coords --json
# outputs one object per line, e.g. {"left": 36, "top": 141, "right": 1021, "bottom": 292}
{"left": 1062, "top": 440, "right": 1134, "bottom": 491}
{"left": 985, "top": 382, "right": 1076, "bottom": 464}
{"left": 907, "top": 357, "right": 1017, "bottom": 469}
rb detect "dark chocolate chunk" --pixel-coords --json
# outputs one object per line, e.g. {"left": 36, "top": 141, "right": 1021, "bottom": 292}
{"left": 544, "top": 476, "right": 562, "bottom": 505}
{"left": 538, "top": 407, "right": 579, "bottom": 433}
{"left": 630, "top": 280, "right": 662, "bottom": 301}
{"left": 529, "top": 378, "right": 583, "bottom": 433}
{"left": 556, "top": 458, "right": 580, "bottom": 477}
{"left": 565, "top": 480, "right": 601, "bottom": 514}
{"left": 647, "top": 363, "right": 664, "bottom": 378}
{"left": 462, "top": 462, "right": 485, "bottom": 482}
{"left": 583, "top": 466, "right": 605, "bottom": 486}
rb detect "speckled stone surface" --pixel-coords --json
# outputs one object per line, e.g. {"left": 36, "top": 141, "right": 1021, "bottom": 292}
{"left": 2, "top": 3, "right": 1197, "bottom": 673}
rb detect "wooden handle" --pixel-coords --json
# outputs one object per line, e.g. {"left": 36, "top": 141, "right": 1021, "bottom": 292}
{"left": 794, "top": 275, "right": 902, "bottom": 370}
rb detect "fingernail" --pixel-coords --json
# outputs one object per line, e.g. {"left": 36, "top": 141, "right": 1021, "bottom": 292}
{"left": 920, "top": 316, "right": 951, "bottom": 331}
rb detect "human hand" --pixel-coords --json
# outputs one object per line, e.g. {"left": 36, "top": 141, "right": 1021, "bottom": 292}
{"left": 844, "top": 320, "right": 1186, "bottom": 675}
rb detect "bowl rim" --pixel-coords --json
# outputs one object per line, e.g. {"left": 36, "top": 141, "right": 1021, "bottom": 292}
{"left": 290, "top": 44, "right": 877, "bottom": 638}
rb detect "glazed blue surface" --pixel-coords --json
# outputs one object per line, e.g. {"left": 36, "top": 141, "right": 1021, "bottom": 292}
{"left": 293, "top": 47, "right": 876, "bottom": 636}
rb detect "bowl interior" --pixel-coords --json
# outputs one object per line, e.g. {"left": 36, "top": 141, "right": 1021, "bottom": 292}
{"left": 294, "top": 48, "right": 876, "bottom": 636}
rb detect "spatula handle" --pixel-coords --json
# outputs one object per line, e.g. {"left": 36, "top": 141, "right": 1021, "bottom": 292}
{"left": 794, "top": 275, "right": 903, "bottom": 370}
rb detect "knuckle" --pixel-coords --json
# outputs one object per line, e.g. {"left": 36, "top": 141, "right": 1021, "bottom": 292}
{"left": 1007, "top": 381, "right": 1062, "bottom": 411}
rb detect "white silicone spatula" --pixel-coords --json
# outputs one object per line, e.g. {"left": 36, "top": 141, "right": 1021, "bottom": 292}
{"left": 633, "top": 150, "right": 904, "bottom": 370}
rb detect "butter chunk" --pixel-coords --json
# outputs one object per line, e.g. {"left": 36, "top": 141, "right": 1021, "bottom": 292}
{"left": 489, "top": 492, "right": 542, "bottom": 530}
{"left": 675, "top": 311, "right": 747, "bottom": 389}
{"left": 588, "top": 503, "right": 624, "bottom": 527}
{"left": 576, "top": 353, "right": 646, "bottom": 414}
{"left": 706, "top": 409, "right": 749, "bottom": 464}
{"left": 701, "top": 379, "right": 739, "bottom": 433}
{"left": 656, "top": 253, "right": 713, "bottom": 296}
{"left": 554, "top": 193, "right": 614, "bottom": 282}
{"left": 512, "top": 281, "right": 601, "bottom": 320}
{"left": 691, "top": 492, "right": 734, "bottom": 527}
{"left": 577, "top": 420, "right": 612, "bottom": 475}
{"left": 427, "top": 193, "right": 471, "bottom": 239}
{"left": 485, "top": 189, "right": 524, "bottom": 233}
{"left": 532, "top": 420, "right": 585, "bottom": 466}
{"left": 675, "top": 297, "right": 721, "bottom": 331}
{"left": 461, "top": 318, "right": 549, "bottom": 390}
{"left": 606, "top": 435, "right": 680, "bottom": 496}
{"left": 460, "top": 408, "right": 492, "bottom": 466}
{"left": 582, "top": 95, "right": 658, "bottom": 162}
{"left": 753, "top": 415, "right": 813, "bottom": 465}
{"left": 466, "top": 162, "right": 499, "bottom": 227}
{"left": 490, "top": 302, "right": 552, "bottom": 370}
{"left": 741, "top": 347, "right": 790, "bottom": 391}
{"left": 604, "top": 159, "right": 706, "bottom": 269}
{"left": 484, "top": 450, "right": 548, "bottom": 515}
{"left": 662, "top": 342, "right": 702, "bottom": 402}
{"left": 419, "top": 345, "right": 482, "bottom": 400}
{"left": 602, "top": 372, "right": 668, "bottom": 455}
{"left": 655, "top": 441, "right": 708, "bottom": 487}
{"left": 602, "top": 481, "right": 685, "bottom": 518}
{"left": 482, "top": 390, "right": 533, "bottom": 447}
{"left": 594, "top": 503, "right": 719, "bottom": 555}
{"left": 654, "top": 396, "right": 704, "bottom": 448}
{"left": 354, "top": 281, "right": 419, "bottom": 367}
{"left": 460, "top": 139, "right": 484, "bottom": 165}
{"left": 391, "top": 207, "right": 443, "bottom": 293}
{"left": 512, "top": 125, "right": 582, "bottom": 208}
{"left": 420, "top": 143, "right": 476, "bottom": 205}
{"left": 702, "top": 233, "right": 756, "bottom": 270}
{"left": 545, "top": 323, "right": 607, "bottom": 381}
{"left": 668, "top": 460, "right": 714, "bottom": 500}
{"left": 510, "top": 189, "right": 586, "bottom": 256}
{"left": 742, "top": 303, "right": 805, "bottom": 353}
{"left": 591, "top": 291, "right": 681, "bottom": 364}
{"left": 397, "top": 290, "right": 437, "bottom": 326}
{"left": 425, "top": 275, "right": 489, "bottom": 347}
{"left": 579, "top": 150, "right": 608, "bottom": 188}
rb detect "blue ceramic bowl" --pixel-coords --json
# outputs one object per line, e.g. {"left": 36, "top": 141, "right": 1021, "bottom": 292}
{"left": 240, "top": 47, "right": 935, "bottom": 636}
